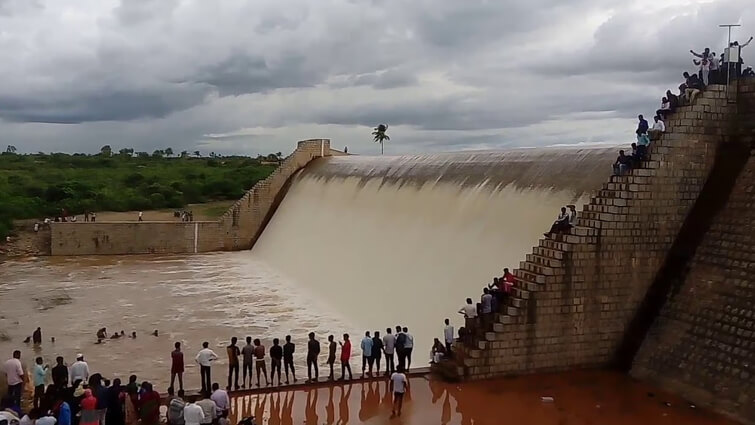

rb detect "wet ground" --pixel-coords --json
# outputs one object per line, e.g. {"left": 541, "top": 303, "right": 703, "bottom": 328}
{"left": 228, "top": 371, "right": 736, "bottom": 425}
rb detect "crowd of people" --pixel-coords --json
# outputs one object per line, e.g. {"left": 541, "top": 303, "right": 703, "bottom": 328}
{"left": 614, "top": 38, "right": 755, "bottom": 177}
{"left": 454, "top": 268, "right": 518, "bottom": 347}
{"left": 2, "top": 326, "right": 420, "bottom": 425}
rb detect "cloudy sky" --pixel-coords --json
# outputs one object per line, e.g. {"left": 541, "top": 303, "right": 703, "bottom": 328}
{"left": 0, "top": 0, "right": 753, "bottom": 156}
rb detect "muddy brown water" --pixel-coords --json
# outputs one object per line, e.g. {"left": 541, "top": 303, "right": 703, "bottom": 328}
{"left": 226, "top": 371, "right": 735, "bottom": 425}
{"left": 0, "top": 253, "right": 352, "bottom": 390}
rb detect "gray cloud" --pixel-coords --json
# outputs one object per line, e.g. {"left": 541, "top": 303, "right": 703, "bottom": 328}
{"left": 0, "top": 0, "right": 753, "bottom": 155}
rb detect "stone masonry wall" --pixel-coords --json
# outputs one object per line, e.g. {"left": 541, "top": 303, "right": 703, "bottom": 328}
{"left": 631, "top": 81, "right": 755, "bottom": 425}
{"left": 456, "top": 85, "right": 740, "bottom": 378}
{"left": 49, "top": 139, "right": 332, "bottom": 255}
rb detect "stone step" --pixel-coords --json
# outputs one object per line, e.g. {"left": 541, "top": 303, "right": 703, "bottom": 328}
{"left": 526, "top": 253, "right": 563, "bottom": 268}
{"left": 511, "top": 287, "right": 530, "bottom": 299}
{"left": 519, "top": 260, "right": 565, "bottom": 276}
{"left": 538, "top": 239, "right": 572, "bottom": 251}
{"left": 510, "top": 296, "right": 526, "bottom": 309}
{"left": 532, "top": 246, "right": 565, "bottom": 260}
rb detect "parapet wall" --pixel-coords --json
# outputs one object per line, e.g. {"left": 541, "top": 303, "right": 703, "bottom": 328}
{"left": 50, "top": 139, "right": 332, "bottom": 256}
{"left": 457, "top": 84, "right": 748, "bottom": 378}
{"left": 631, "top": 82, "right": 755, "bottom": 425}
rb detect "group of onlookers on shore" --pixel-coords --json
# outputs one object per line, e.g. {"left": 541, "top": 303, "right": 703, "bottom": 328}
{"left": 614, "top": 38, "right": 755, "bottom": 177}
{"left": 2, "top": 327, "right": 419, "bottom": 425}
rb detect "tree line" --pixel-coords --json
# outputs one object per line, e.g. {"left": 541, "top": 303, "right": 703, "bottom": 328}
{"left": 0, "top": 146, "right": 282, "bottom": 238}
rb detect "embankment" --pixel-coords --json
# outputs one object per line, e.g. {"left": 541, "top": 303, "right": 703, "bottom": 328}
{"left": 49, "top": 139, "right": 331, "bottom": 256}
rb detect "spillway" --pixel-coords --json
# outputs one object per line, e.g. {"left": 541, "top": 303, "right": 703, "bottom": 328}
{"left": 251, "top": 147, "right": 620, "bottom": 360}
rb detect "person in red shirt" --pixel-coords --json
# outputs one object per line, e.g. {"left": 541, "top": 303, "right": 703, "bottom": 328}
{"left": 170, "top": 342, "right": 184, "bottom": 391}
{"left": 339, "top": 334, "right": 353, "bottom": 380}
{"left": 501, "top": 268, "right": 516, "bottom": 293}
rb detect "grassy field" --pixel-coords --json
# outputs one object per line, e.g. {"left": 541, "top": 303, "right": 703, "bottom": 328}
{"left": 0, "top": 151, "right": 278, "bottom": 237}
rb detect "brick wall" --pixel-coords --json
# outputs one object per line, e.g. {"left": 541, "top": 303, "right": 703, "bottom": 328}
{"left": 455, "top": 85, "right": 743, "bottom": 378}
{"left": 630, "top": 80, "right": 755, "bottom": 425}
{"left": 49, "top": 139, "right": 331, "bottom": 255}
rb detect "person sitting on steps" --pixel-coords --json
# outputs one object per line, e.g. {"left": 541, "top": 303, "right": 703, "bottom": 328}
{"left": 545, "top": 207, "right": 570, "bottom": 237}
{"left": 613, "top": 150, "right": 632, "bottom": 176}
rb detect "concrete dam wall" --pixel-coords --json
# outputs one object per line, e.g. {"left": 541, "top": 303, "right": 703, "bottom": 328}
{"left": 250, "top": 147, "right": 618, "bottom": 365}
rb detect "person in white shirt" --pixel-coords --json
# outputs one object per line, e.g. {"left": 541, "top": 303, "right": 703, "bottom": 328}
{"left": 195, "top": 392, "right": 216, "bottom": 425}
{"left": 183, "top": 397, "right": 205, "bottom": 425}
{"left": 195, "top": 342, "right": 218, "bottom": 394}
{"left": 458, "top": 298, "right": 478, "bottom": 344}
{"left": 69, "top": 354, "right": 89, "bottom": 384}
{"left": 648, "top": 115, "right": 665, "bottom": 141}
{"left": 138, "top": 211, "right": 143, "bottom": 222}
{"left": 209, "top": 383, "right": 229, "bottom": 417}
{"left": 382, "top": 328, "right": 396, "bottom": 376}
{"left": 3, "top": 350, "right": 25, "bottom": 408}
{"left": 390, "top": 366, "right": 409, "bottom": 418}
{"left": 443, "top": 318, "right": 455, "bottom": 354}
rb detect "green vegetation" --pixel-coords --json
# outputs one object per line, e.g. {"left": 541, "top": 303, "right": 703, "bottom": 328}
{"left": 0, "top": 146, "right": 282, "bottom": 237}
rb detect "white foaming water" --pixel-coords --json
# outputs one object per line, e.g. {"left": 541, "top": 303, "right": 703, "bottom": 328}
{"left": 251, "top": 147, "right": 618, "bottom": 362}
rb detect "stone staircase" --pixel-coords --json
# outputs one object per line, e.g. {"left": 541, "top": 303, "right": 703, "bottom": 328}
{"left": 452, "top": 85, "right": 738, "bottom": 378}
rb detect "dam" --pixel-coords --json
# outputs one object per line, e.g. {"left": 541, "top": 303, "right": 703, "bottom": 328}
{"left": 2, "top": 80, "right": 755, "bottom": 424}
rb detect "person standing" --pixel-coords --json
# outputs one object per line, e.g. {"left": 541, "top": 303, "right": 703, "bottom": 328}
{"left": 105, "top": 378, "right": 124, "bottom": 425}
{"left": 70, "top": 354, "right": 90, "bottom": 384}
{"left": 226, "top": 337, "right": 240, "bottom": 391}
{"left": 32, "top": 328, "right": 42, "bottom": 345}
{"left": 443, "top": 319, "right": 455, "bottom": 355}
{"left": 458, "top": 298, "right": 478, "bottom": 343}
{"left": 282, "top": 335, "right": 297, "bottom": 384}
{"left": 371, "top": 332, "right": 383, "bottom": 376}
{"left": 182, "top": 397, "right": 205, "bottom": 425}
{"left": 326, "top": 335, "right": 337, "bottom": 381}
{"left": 195, "top": 342, "right": 218, "bottom": 394}
{"left": 306, "top": 333, "right": 320, "bottom": 383}
{"left": 210, "top": 383, "right": 229, "bottom": 417}
{"left": 481, "top": 288, "right": 493, "bottom": 331}
{"left": 402, "top": 327, "right": 414, "bottom": 370}
{"left": 269, "top": 339, "right": 283, "bottom": 386}
{"left": 394, "top": 326, "right": 407, "bottom": 371}
{"left": 241, "top": 337, "right": 254, "bottom": 389}
{"left": 33, "top": 357, "right": 48, "bottom": 409}
{"left": 253, "top": 339, "right": 269, "bottom": 387}
{"left": 339, "top": 334, "right": 353, "bottom": 380}
{"left": 138, "top": 212, "right": 143, "bottom": 222}
{"left": 138, "top": 382, "right": 161, "bottom": 425}
{"left": 52, "top": 356, "right": 69, "bottom": 389}
{"left": 382, "top": 328, "right": 395, "bottom": 377}
{"left": 390, "top": 366, "right": 409, "bottom": 418}
{"left": 195, "top": 392, "right": 216, "bottom": 425}
{"left": 80, "top": 389, "right": 99, "bottom": 425}
{"left": 167, "top": 389, "right": 186, "bottom": 425}
{"left": 360, "top": 332, "right": 374, "bottom": 378}
{"left": 171, "top": 342, "right": 184, "bottom": 392}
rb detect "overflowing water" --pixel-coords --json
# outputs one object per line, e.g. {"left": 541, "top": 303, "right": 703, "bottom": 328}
{"left": 1, "top": 147, "right": 618, "bottom": 390}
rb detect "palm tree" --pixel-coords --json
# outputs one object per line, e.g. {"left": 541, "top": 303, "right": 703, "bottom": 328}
{"left": 372, "top": 124, "right": 390, "bottom": 155}
{"left": 193, "top": 150, "right": 201, "bottom": 158}
{"left": 6, "top": 145, "right": 17, "bottom": 154}
{"left": 165, "top": 147, "right": 174, "bottom": 157}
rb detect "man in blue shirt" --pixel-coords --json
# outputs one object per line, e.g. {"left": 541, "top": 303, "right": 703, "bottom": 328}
{"left": 33, "top": 357, "right": 48, "bottom": 409}
{"left": 360, "top": 332, "right": 374, "bottom": 377}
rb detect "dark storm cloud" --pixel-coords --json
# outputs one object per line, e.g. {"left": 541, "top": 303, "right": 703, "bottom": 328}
{"left": 0, "top": 86, "right": 209, "bottom": 124}
{"left": 1, "top": 0, "right": 754, "bottom": 154}
{"left": 192, "top": 53, "right": 324, "bottom": 97}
